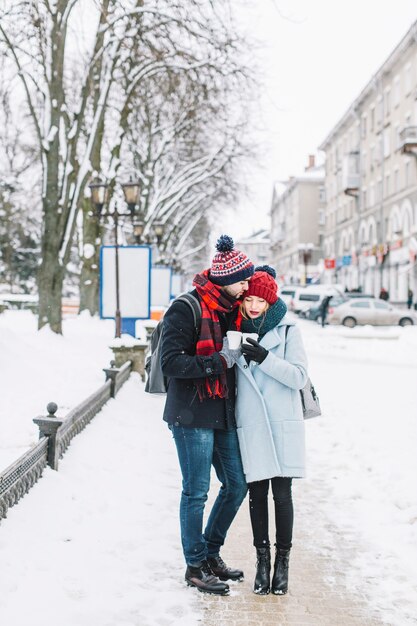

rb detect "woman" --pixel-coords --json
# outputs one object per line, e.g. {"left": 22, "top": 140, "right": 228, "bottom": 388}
{"left": 235, "top": 266, "right": 308, "bottom": 595}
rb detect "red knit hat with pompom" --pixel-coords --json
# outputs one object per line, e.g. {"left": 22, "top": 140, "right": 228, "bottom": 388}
{"left": 245, "top": 265, "right": 278, "bottom": 304}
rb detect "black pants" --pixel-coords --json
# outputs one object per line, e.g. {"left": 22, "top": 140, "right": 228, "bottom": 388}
{"left": 248, "top": 477, "right": 293, "bottom": 550}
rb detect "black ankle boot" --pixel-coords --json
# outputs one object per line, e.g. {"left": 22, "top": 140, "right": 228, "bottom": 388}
{"left": 271, "top": 548, "right": 290, "bottom": 595}
{"left": 185, "top": 560, "right": 230, "bottom": 595}
{"left": 207, "top": 555, "right": 244, "bottom": 581}
{"left": 253, "top": 547, "right": 271, "bottom": 595}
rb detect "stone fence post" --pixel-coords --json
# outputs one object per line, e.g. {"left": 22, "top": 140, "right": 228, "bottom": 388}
{"left": 109, "top": 338, "right": 149, "bottom": 382}
{"left": 33, "top": 402, "right": 64, "bottom": 470}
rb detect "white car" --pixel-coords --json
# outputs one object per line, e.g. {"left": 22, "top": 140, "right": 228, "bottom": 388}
{"left": 291, "top": 285, "right": 344, "bottom": 315}
{"left": 280, "top": 286, "right": 305, "bottom": 307}
{"left": 328, "top": 298, "right": 417, "bottom": 327}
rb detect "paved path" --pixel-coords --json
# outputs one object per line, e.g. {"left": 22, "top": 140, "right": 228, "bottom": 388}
{"left": 197, "top": 478, "right": 396, "bottom": 626}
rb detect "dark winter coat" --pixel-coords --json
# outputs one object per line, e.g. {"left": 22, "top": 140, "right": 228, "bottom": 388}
{"left": 318, "top": 295, "right": 332, "bottom": 314}
{"left": 160, "top": 289, "right": 237, "bottom": 429}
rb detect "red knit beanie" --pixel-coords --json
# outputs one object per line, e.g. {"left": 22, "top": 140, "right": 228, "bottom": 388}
{"left": 245, "top": 265, "right": 278, "bottom": 304}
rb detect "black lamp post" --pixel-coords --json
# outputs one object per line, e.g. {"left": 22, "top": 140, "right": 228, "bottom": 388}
{"left": 89, "top": 177, "right": 141, "bottom": 338}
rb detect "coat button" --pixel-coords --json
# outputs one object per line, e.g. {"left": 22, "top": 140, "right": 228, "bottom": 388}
{"left": 174, "top": 421, "right": 180, "bottom": 426}
{"left": 206, "top": 367, "right": 213, "bottom": 374}
{"left": 244, "top": 364, "right": 248, "bottom": 369}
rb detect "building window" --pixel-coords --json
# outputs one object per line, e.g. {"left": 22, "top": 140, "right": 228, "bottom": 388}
{"left": 405, "top": 160, "right": 411, "bottom": 186}
{"left": 395, "top": 124, "right": 401, "bottom": 150}
{"left": 383, "top": 127, "right": 390, "bottom": 158}
{"left": 393, "top": 75, "right": 400, "bottom": 107}
{"left": 370, "top": 183, "right": 375, "bottom": 206}
{"left": 405, "top": 63, "right": 412, "bottom": 96}
{"left": 361, "top": 150, "right": 366, "bottom": 174}
{"left": 376, "top": 95, "right": 383, "bottom": 127}
{"left": 319, "top": 186, "right": 326, "bottom": 203}
{"left": 370, "top": 105, "right": 375, "bottom": 132}
{"left": 394, "top": 168, "right": 400, "bottom": 193}
{"left": 362, "top": 188, "right": 367, "bottom": 209}
{"left": 384, "top": 88, "right": 391, "bottom": 116}
{"left": 361, "top": 115, "right": 367, "bottom": 139}
{"left": 385, "top": 173, "right": 390, "bottom": 197}
{"left": 370, "top": 144, "right": 375, "bottom": 169}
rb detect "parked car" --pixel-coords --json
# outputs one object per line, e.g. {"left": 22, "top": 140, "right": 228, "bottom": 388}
{"left": 280, "top": 285, "right": 305, "bottom": 307}
{"left": 291, "top": 285, "right": 344, "bottom": 315}
{"left": 346, "top": 292, "right": 375, "bottom": 299}
{"left": 306, "top": 294, "right": 348, "bottom": 321}
{"left": 327, "top": 298, "right": 417, "bottom": 327}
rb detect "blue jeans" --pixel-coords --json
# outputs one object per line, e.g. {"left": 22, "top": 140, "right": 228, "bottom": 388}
{"left": 170, "top": 425, "right": 248, "bottom": 566}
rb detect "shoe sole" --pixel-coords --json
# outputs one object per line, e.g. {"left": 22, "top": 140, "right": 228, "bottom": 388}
{"left": 218, "top": 575, "right": 244, "bottom": 582}
{"left": 186, "top": 581, "right": 230, "bottom": 596}
{"left": 253, "top": 588, "right": 270, "bottom": 595}
{"left": 272, "top": 589, "right": 288, "bottom": 595}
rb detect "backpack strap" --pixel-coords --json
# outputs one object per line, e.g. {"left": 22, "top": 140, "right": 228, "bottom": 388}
{"left": 174, "top": 292, "right": 201, "bottom": 335}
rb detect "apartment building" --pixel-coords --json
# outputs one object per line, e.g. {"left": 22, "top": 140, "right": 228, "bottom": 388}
{"left": 270, "top": 156, "right": 325, "bottom": 284}
{"left": 235, "top": 229, "right": 270, "bottom": 268}
{"left": 319, "top": 21, "right": 417, "bottom": 302}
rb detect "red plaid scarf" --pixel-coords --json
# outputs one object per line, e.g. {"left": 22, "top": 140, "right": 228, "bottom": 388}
{"left": 192, "top": 270, "right": 239, "bottom": 400}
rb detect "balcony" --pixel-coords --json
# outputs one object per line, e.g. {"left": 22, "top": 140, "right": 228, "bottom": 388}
{"left": 342, "top": 152, "right": 360, "bottom": 197}
{"left": 399, "top": 126, "right": 417, "bottom": 154}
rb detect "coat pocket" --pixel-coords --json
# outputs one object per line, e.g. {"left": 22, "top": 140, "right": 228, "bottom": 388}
{"left": 281, "top": 420, "right": 305, "bottom": 469}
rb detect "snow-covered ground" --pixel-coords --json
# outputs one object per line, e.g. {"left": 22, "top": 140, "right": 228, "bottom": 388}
{"left": 1, "top": 310, "right": 417, "bottom": 624}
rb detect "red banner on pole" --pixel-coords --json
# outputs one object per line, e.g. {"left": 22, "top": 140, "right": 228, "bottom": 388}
{"left": 324, "top": 258, "right": 336, "bottom": 269}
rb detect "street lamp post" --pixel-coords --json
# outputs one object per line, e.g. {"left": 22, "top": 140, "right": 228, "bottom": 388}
{"left": 297, "top": 243, "right": 314, "bottom": 286}
{"left": 89, "top": 177, "right": 140, "bottom": 338}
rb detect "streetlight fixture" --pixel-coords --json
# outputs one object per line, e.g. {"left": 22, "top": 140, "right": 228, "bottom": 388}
{"left": 297, "top": 242, "right": 314, "bottom": 286}
{"left": 89, "top": 179, "right": 109, "bottom": 217}
{"left": 153, "top": 221, "right": 164, "bottom": 244}
{"left": 121, "top": 177, "right": 141, "bottom": 216}
{"left": 89, "top": 176, "right": 141, "bottom": 338}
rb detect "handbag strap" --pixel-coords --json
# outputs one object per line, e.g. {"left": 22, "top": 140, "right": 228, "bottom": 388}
{"left": 283, "top": 325, "right": 290, "bottom": 358}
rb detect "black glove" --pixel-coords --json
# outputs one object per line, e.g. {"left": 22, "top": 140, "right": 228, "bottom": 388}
{"left": 242, "top": 337, "right": 268, "bottom": 364}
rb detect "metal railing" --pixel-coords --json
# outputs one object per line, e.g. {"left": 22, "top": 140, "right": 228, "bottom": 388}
{"left": 0, "top": 360, "right": 132, "bottom": 524}
{"left": 0, "top": 438, "right": 48, "bottom": 520}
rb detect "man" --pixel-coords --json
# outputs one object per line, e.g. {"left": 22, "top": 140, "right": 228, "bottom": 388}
{"left": 161, "top": 234, "right": 254, "bottom": 595}
{"left": 318, "top": 294, "right": 332, "bottom": 327}
{"left": 379, "top": 287, "right": 389, "bottom": 301}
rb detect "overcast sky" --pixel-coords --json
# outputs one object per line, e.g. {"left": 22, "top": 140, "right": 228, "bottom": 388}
{"left": 222, "top": 0, "right": 417, "bottom": 242}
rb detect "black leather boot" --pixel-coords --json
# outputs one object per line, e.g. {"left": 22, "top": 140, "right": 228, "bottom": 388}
{"left": 207, "top": 555, "right": 244, "bottom": 581}
{"left": 271, "top": 548, "right": 290, "bottom": 595}
{"left": 253, "top": 547, "right": 271, "bottom": 595}
{"left": 185, "top": 560, "right": 230, "bottom": 595}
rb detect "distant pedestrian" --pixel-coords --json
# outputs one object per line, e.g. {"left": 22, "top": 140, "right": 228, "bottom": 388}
{"left": 379, "top": 287, "right": 389, "bottom": 301}
{"left": 318, "top": 294, "right": 332, "bottom": 327}
{"left": 235, "top": 266, "right": 309, "bottom": 596}
{"left": 407, "top": 288, "right": 413, "bottom": 309}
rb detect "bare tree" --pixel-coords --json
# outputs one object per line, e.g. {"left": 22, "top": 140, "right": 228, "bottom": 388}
{"left": 0, "top": 0, "right": 256, "bottom": 330}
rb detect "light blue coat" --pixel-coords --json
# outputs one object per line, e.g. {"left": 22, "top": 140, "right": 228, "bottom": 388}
{"left": 235, "top": 316, "right": 308, "bottom": 483}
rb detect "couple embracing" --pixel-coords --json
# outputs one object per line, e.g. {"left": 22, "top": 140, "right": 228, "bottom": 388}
{"left": 160, "top": 235, "right": 308, "bottom": 596}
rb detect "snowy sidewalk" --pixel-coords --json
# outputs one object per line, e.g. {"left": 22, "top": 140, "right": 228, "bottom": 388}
{"left": 201, "top": 478, "right": 389, "bottom": 626}
{"left": 0, "top": 371, "right": 414, "bottom": 625}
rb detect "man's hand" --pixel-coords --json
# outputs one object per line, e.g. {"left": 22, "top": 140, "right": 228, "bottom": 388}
{"left": 219, "top": 337, "right": 242, "bottom": 368}
{"left": 242, "top": 337, "right": 268, "bottom": 364}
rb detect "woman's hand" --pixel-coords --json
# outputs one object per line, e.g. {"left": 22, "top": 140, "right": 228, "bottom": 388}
{"left": 242, "top": 338, "right": 268, "bottom": 364}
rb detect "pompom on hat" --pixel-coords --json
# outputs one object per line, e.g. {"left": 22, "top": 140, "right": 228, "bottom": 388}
{"left": 245, "top": 265, "right": 279, "bottom": 304}
{"left": 209, "top": 235, "right": 254, "bottom": 286}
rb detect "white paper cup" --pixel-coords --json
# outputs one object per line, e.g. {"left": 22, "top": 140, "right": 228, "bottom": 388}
{"left": 242, "top": 332, "right": 258, "bottom": 343}
{"left": 226, "top": 330, "right": 242, "bottom": 349}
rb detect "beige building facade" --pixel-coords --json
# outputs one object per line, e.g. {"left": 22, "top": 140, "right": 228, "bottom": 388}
{"left": 270, "top": 159, "right": 325, "bottom": 284}
{"left": 319, "top": 21, "right": 417, "bottom": 303}
{"left": 235, "top": 229, "right": 270, "bottom": 268}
